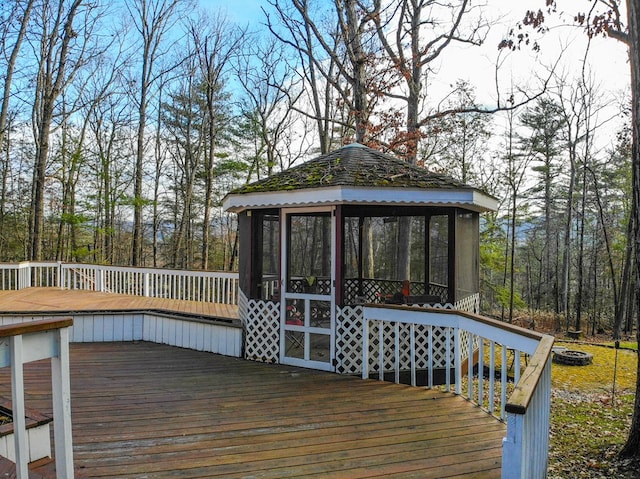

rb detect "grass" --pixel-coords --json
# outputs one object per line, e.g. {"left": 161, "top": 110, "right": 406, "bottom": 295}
{"left": 604, "top": 341, "right": 639, "bottom": 351}
{"left": 552, "top": 342, "right": 637, "bottom": 392}
{"left": 548, "top": 342, "right": 639, "bottom": 478}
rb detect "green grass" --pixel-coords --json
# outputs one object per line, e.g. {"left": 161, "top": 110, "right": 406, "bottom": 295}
{"left": 604, "top": 341, "right": 638, "bottom": 351}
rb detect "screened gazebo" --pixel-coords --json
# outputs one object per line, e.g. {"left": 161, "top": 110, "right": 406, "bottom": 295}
{"left": 223, "top": 143, "right": 498, "bottom": 373}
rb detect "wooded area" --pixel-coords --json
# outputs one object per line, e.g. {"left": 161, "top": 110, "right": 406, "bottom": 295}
{"left": 1, "top": 0, "right": 640, "bottom": 463}
{"left": 0, "top": 0, "right": 632, "bottom": 334}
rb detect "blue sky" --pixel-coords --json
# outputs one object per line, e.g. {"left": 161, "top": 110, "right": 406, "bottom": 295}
{"left": 198, "top": 0, "right": 265, "bottom": 26}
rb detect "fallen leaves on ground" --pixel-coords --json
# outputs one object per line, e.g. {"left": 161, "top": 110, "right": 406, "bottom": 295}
{"left": 548, "top": 341, "right": 639, "bottom": 478}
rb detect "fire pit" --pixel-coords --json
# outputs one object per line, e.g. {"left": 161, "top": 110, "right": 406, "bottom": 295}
{"left": 552, "top": 349, "right": 593, "bottom": 366}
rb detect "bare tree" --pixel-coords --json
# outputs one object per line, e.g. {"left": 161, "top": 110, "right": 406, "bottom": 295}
{"left": 0, "top": 0, "right": 35, "bottom": 153}
{"left": 369, "top": 0, "right": 490, "bottom": 162}
{"left": 503, "top": 107, "right": 532, "bottom": 322}
{"left": 234, "top": 36, "right": 309, "bottom": 178}
{"left": 28, "top": 0, "right": 103, "bottom": 260}
{"left": 127, "top": 0, "right": 189, "bottom": 266}
{"left": 87, "top": 89, "right": 134, "bottom": 265}
{"left": 266, "top": 0, "right": 381, "bottom": 149}
{"left": 519, "top": 97, "right": 564, "bottom": 313}
{"left": 0, "top": 0, "right": 36, "bottom": 258}
{"left": 191, "top": 13, "right": 243, "bottom": 270}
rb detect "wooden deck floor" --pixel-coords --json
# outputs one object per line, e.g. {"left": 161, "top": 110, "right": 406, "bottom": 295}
{"left": 0, "top": 288, "right": 238, "bottom": 323}
{"left": 0, "top": 342, "right": 504, "bottom": 478}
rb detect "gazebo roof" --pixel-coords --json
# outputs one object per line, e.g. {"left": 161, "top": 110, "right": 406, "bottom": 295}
{"left": 222, "top": 143, "right": 498, "bottom": 213}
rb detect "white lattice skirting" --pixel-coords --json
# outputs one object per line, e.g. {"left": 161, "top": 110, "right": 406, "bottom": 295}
{"left": 455, "top": 293, "right": 480, "bottom": 314}
{"left": 335, "top": 305, "right": 364, "bottom": 374}
{"left": 242, "top": 294, "right": 481, "bottom": 374}
{"left": 242, "top": 298, "right": 280, "bottom": 363}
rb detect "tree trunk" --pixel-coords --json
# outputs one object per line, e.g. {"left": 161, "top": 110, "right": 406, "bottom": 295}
{"left": 30, "top": 0, "right": 84, "bottom": 261}
{"left": 508, "top": 187, "right": 517, "bottom": 323}
{"left": 615, "top": 212, "right": 634, "bottom": 339}
{"left": 575, "top": 164, "right": 587, "bottom": 332}
{"left": 0, "top": 1, "right": 35, "bottom": 258}
{"left": 202, "top": 53, "right": 217, "bottom": 271}
{"left": 132, "top": 91, "right": 146, "bottom": 266}
{"left": 342, "top": 0, "right": 367, "bottom": 143}
{"left": 621, "top": 0, "right": 640, "bottom": 459}
{"left": 130, "top": 0, "right": 183, "bottom": 266}
{"left": 560, "top": 148, "right": 576, "bottom": 330}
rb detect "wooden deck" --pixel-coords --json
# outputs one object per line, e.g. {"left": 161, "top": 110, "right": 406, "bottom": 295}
{"left": 0, "top": 342, "right": 504, "bottom": 478}
{"left": 0, "top": 288, "right": 238, "bottom": 323}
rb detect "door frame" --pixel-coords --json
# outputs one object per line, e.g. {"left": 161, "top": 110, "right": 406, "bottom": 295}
{"left": 279, "top": 206, "right": 336, "bottom": 371}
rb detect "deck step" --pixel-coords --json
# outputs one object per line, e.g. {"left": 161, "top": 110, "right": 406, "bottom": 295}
{"left": 0, "top": 456, "right": 47, "bottom": 479}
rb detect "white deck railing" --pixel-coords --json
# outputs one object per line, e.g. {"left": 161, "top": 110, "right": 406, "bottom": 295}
{"left": 0, "top": 318, "right": 75, "bottom": 479}
{"left": 362, "top": 305, "right": 553, "bottom": 479}
{"left": 0, "top": 262, "right": 239, "bottom": 305}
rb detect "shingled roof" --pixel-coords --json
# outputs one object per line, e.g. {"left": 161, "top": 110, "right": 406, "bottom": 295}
{"left": 223, "top": 143, "right": 498, "bottom": 213}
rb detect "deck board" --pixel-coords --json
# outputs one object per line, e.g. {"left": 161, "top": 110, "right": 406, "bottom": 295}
{"left": 0, "top": 288, "right": 238, "bottom": 322}
{"left": 0, "top": 342, "right": 504, "bottom": 478}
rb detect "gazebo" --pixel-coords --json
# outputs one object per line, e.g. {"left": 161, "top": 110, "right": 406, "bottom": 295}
{"left": 223, "top": 143, "right": 498, "bottom": 374}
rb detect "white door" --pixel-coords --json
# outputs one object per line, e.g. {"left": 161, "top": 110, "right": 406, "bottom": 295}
{"left": 280, "top": 208, "right": 335, "bottom": 371}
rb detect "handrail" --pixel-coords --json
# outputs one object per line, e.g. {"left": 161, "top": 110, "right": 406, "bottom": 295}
{"left": 0, "top": 262, "right": 240, "bottom": 305}
{"left": 362, "top": 305, "right": 553, "bottom": 479}
{"left": 505, "top": 335, "right": 554, "bottom": 414}
{"left": 0, "top": 318, "right": 74, "bottom": 338}
{"left": 0, "top": 318, "right": 74, "bottom": 479}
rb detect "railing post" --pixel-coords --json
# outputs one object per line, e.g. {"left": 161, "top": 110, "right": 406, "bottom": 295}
{"left": 144, "top": 272, "right": 150, "bottom": 297}
{"left": 10, "top": 335, "right": 28, "bottom": 479}
{"left": 52, "top": 327, "right": 74, "bottom": 479}
{"left": 96, "top": 266, "right": 104, "bottom": 292}
{"left": 454, "top": 327, "right": 462, "bottom": 395}
{"left": 17, "top": 262, "right": 31, "bottom": 290}
{"left": 60, "top": 263, "right": 68, "bottom": 290}
{"left": 57, "top": 261, "right": 62, "bottom": 289}
{"left": 502, "top": 412, "right": 524, "bottom": 479}
{"left": 378, "top": 321, "right": 384, "bottom": 381}
{"left": 362, "top": 318, "right": 369, "bottom": 380}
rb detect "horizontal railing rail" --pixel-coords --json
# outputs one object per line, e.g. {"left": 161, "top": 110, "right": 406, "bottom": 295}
{"left": 0, "top": 262, "right": 239, "bottom": 305}
{"left": 0, "top": 318, "right": 75, "bottom": 479}
{"left": 362, "top": 305, "right": 553, "bottom": 479}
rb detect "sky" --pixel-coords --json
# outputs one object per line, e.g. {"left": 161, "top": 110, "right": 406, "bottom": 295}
{"left": 196, "top": 0, "right": 631, "bottom": 148}
{"left": 199, "top": 0, "right": 266, "bottom": 26}
{"left": 196, "top": 0, "right": 630, "bottom": 94}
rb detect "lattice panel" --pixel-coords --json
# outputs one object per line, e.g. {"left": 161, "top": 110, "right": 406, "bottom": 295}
{"left": 343, "top": 278, "right": 428, "bottom": 304}
{"left": 366, "top": 323, "right": 456, "bottom": 373}
{"left": 329, "top": 302, "right": 480, "bottom": 376}
{"left": 238, "top": 290, "right": 249, "bottom": 326}
{"left": 336, "top": 305, "right": 468, "bottom": 375}
{"left": 419, "top": 302, "right": 455, "bottom": 310}
{"left": 288, "top": 278, "right": 331, "bottom": 295}
{"left": 459, "top": 329, "right": 480, "bottom": 361}
{"left": 335, "top": 305, "right": 363, "bottom": 374}
{"left": 398, "top": 323, "right": 413, "bottom": 370}
{"left": 413, "top": 324, "right": 431, "bottom": 370}
{"left": 428, "top": 283, "right": 448, "bottom": 301}
{"left": 370, "top": 322, "right": 414, "bottom": 373}
{"left": 421, "top": 326, "right": 451, "bottom": 369}
{"left": 343, "top": 280, "right": 363, "bottom": 304}
{"left": 455, "top": 293, "right": 480, "bottom": 314}
{"left": 366, "top": 321, "right": 381, "bottom": 372}
{"left": 244, "top": 299, "right": 280, "bottom": 364}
